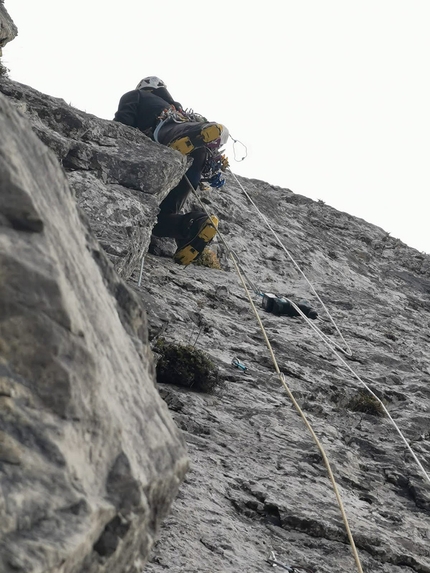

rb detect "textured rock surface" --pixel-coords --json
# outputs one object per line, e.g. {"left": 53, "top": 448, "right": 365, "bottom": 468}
{"left": 137, "top": 177, "right": 430, "bottom": 573}
{"left": 1, "top": 72, "right": 430, "bottom": 573}
{"left": 0, "top": 1, "right": 17, "bottom": 50}
{"left": 0, "top": 92, "right": 188, "bottom": 573}
{"left": 0, "top": 78, "right": 188, "bottom": 279}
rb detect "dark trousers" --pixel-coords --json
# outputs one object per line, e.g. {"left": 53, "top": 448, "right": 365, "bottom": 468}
{"left": 152, "top": 147, "right": 207, "bottom": 239}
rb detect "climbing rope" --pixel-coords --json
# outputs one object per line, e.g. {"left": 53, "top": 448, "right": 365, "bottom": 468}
{"left": 185, "top": 176, "right": 364, "bottom": 572}
{"left": 230, "top": 253, "right": 365, "bottom": 573}
{"left": 184, "top": 167, "right": 430, "bottom": 568}
{"left": 225, "top": 172, "right": 430, "bottom": 484}
{"left": 229, "top": 171, "right": 353, "bottom": 357}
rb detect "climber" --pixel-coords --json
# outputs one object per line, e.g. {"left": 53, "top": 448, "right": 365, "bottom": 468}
{"left": 114, "top": 76, "right": 229, "bottom": 265}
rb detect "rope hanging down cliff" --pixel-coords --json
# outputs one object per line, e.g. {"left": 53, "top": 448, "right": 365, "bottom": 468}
{"left": 229, "top": 251, "right": 365, "bottom": 573}
{"left": 177, "top": 172, "right": 430, "bottom": 568}
{"left": 185, "top": 175, "right": 365, "bottom": 573}
{"left": 226, "top": 172, "right": 430, "bottom": 486}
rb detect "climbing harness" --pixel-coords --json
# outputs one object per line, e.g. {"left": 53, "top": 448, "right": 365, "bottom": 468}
{"left": 153, "top": 106, "right": 189, "bottom": 143}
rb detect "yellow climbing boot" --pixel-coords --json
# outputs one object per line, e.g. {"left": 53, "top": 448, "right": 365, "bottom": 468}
{"left": 168, "top": 123, "right": 224, "bottom": 156}
{"left": 174, "top": 215, "right": 219, "bottom": 266}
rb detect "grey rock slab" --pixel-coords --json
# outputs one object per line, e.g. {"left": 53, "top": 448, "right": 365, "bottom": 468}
{"left": 136, "top": 172, "right": 430, "bottom": 572}
{"left": 0, "top": 92, "right": 188, "bottom": 573}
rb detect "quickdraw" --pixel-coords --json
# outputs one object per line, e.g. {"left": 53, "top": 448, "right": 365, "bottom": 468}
{"left": 201, "top": 139, "right": 229, "bottom": 188}
{"left": 231, "top": 357, "right": 247, "bottom": 372}
{"left": 182, "top": 108, "right": 208, "bottom": 123}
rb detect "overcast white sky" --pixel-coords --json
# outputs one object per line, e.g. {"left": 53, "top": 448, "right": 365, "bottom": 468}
{"left": 4, "top": 0, "right": 430, "bottom": 253}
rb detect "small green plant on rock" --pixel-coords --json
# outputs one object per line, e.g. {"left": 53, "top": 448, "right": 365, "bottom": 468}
{"left": 194, "top": 248, "right": 222, "bottom": 270}
{"left": 155, "top": 339, "right": 219, "bottom": 393}
{"left": 346, "top": 390, "right": 385, "bottom": 417}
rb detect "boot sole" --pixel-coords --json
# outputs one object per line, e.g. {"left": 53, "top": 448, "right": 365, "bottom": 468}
{"left": 169, "top": 124, "right": 223, "bottom": 155}
{"left": 174, "top": 216, "right": 219, "bottom": 266}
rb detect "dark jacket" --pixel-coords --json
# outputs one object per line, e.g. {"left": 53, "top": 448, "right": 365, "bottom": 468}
{"left": 114, "top": 87, "right": 182, "bottom": 133}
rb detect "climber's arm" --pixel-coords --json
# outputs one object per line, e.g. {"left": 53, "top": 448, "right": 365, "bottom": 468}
{"left": 152, "top": 86, "right": 182, "bottom": 110}
{"left": 114, "top": 90, "right": 140, "bottom": 127}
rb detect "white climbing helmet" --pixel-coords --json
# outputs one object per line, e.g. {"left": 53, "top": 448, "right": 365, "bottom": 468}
{"left": 136, "top": 76, "right": 166, "bottom": 90}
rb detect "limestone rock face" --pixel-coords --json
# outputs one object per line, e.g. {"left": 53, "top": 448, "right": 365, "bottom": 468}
{"left": 1, "top": 74, "right": 430, "bottom": 573}
{"left": 0, "top": 1, "right": 17, "bottom": 51}
{"left": 0, "top": 78, "right": 188, "bottom": 279}
{"left": 140, "top": 189, "right": 430, "bottom": 573}
{"left": 0, "top": 92, "right": 188, "bottom": 573}
{"left": 138, "top": 182, "right": 430, "bottom": 573}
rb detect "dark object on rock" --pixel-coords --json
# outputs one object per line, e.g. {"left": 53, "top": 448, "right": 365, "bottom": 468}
{"left": 231, "top": 357, "right": 247, "bottom": 372}
{"left": 262, "top": 292, "right": 278, "bottom": 312}
{"left": 346, "top": 390, "right": 385, "bottom": 417}
{"left": 262, "top": 293, "right": 318, "bottom": 319}
{"left": 156, "top": 340, "right": 218, "bottom": 393}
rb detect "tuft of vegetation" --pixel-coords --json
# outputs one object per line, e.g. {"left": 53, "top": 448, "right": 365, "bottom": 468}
{"left": 155, "top": 339, "right": 219, "bottom": 393}
{"left": 0, "top": 61, "right": 9, "bottom": 77}
{"left": 346, "top": 390, "right": 385, "bottom": 417}
{"left": 194, "top": 248, "right": 222, "bottom": 270}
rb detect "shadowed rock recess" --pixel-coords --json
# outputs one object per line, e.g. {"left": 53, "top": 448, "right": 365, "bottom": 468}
{"left": 1, "top": 19, "right": 430, "bottom": 573}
